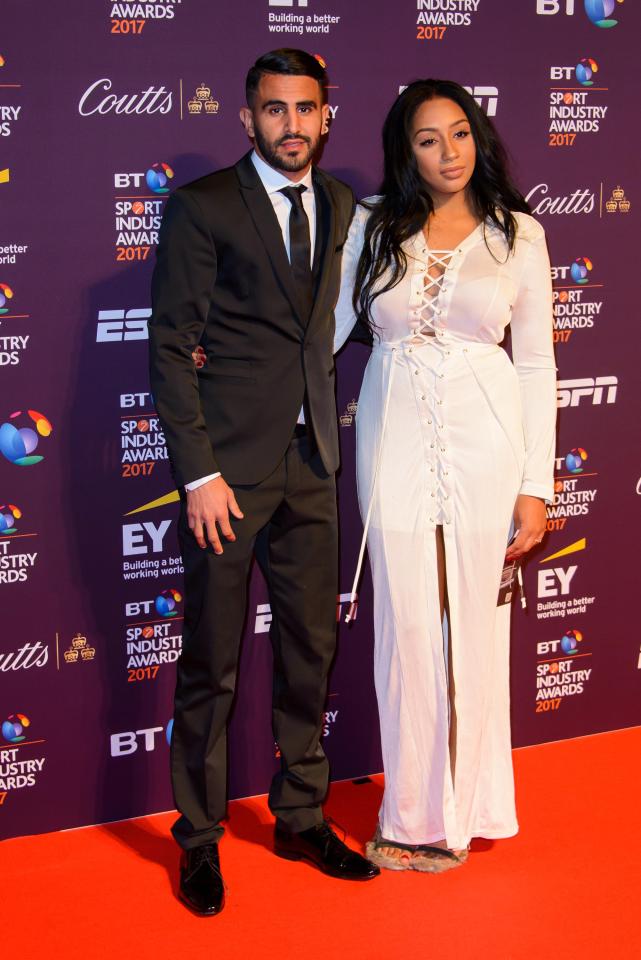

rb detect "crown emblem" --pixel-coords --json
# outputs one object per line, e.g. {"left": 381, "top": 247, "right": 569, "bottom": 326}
{"left": 63, "top": 632, "right": 96, "bottom": 664}
{"left": 188, "top": 84, "right": 220, "bottom": 118}
{"left": 346, "top": 399, "right": 358, "bottom": 415}
{"left": 339, "top": 414, "right": 353, "bottom": 427}
{"left": 605, "top": 186, "right": 630, "bottom": 214}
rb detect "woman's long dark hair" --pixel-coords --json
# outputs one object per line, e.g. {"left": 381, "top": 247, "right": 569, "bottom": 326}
{"left": 354, "top": 79, "right": 530, "bottom": 332}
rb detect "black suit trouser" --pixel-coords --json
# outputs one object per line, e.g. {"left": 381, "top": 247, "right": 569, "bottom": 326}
{"left": 170, "top": 435, "right": 338, "bottom": 849}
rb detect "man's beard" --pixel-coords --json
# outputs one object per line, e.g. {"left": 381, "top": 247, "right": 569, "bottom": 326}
{"left": 254, "top": 127, "right": 317, "bottom": 173}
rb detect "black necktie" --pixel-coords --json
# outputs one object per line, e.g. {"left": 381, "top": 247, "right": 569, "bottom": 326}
{"left": 280, "top": 185, "right": 313, "bottom": 319}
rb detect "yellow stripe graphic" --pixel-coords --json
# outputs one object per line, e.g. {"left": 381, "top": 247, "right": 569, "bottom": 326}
{"left": 540, "top": 538, "right": 586, "bottom": 563}
{"left": 125, "top": 489, "right": 179, "bottom": 516}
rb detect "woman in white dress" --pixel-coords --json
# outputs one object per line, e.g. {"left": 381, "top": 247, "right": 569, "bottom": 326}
{"left": 335, "top": 80, "right": 556, "bottom": 872}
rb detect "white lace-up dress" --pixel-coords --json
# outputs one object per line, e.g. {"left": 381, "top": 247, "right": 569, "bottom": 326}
{"left": 334, "top": 202, "right": 556, "bottom": 849}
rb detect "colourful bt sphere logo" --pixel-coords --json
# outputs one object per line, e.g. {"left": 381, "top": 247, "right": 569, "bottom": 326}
{"left": 0, "top": 282, "right": 14, "bottom": 314}
{"left": 0, "top": 503, "right": 21, "bottom": 534}
{"left": 570, "top": 257, "right": 592, "bottom": 284}
{"left": 2, "top": 713, "right": 30, "bottom": 743}
{"left": 575, "top": 58, "right": 598, "bottom": 85}
{"left": 561, "top": 630, "right": 583, "bottom": 654}
{"left": 146, "top": 162, "right": 174, "bottom": 194}
{"left": 584, "top": 0, "right": 624, "bottom": 28}
{"left": 565, "top": 448, "right": 588, "bottom": 473}
{"left": 0, "top": 409, "right": 53, "bottom": 466}
{"left": 155, "top": 588, "right": 182, "bottom": 617}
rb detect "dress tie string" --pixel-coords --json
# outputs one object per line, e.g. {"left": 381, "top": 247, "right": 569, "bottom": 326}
{"left": 345, "top": 248, "right": 456, "bottom": 623}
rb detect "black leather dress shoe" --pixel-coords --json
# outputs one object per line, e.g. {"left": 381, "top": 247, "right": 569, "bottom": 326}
{"left": 178, "top": 843, "right": 225, "bottom": 916}
{"left": 274, "top": 820, "right": 380, "bottom": 881}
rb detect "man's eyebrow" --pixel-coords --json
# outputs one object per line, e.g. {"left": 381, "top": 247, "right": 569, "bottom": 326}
{"left": 261, "top": 99, "right": 318, "bottom": 108}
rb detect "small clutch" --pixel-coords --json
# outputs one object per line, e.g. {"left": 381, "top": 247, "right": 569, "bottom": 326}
{"left": 497, "top": 534, "right": 526, "bottom": 608}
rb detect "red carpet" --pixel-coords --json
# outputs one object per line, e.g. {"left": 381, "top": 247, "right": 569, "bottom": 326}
{"left": 5, "top": 727, "right": 641, "bottom": 959}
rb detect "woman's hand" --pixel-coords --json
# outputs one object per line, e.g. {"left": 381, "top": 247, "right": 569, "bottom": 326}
{"left": 506, "top": 495, "right": 547, "bottom": 561}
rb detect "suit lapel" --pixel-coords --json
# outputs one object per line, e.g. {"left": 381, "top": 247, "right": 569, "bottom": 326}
{"left": 308, "top": 168, "right": 339, "bottom": 332}
{"left": 235, "top": 153, "right": 306, "bottom": 328}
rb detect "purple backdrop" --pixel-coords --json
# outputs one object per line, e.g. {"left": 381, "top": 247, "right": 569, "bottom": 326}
{"left": 1, "top": 0, "right": 639, "bottom": 841}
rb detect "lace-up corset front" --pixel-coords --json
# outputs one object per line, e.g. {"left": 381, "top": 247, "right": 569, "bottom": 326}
{"left": 408, "top": 247, "right": 455, "bottom": 343}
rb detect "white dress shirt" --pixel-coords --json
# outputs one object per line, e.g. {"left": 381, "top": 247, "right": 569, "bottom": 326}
{"left": 185, "top": 150, "right": 315, "bottom": 491}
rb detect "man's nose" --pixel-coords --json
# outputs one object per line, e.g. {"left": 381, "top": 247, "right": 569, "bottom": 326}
{"left": 284, "top": 107, "right": 299, "bottom": 131}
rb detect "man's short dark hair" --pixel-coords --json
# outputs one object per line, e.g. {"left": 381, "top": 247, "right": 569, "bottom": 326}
{"left": 246, "top": 49, "right": 328, "bottom": 106}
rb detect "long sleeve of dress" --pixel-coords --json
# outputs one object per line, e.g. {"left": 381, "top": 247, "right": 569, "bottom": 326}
{"left": 510, "top": 222, "right": 557, "bottom": 503}
{"left": 333, "top": 203, "right": 369, "bottom": 353}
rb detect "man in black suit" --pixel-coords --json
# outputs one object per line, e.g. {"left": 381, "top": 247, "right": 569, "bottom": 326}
{"left": 149, "top": 49, "right": 378, "bottom": 916}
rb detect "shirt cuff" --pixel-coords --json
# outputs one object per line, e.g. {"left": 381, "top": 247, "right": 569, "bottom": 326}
{"left": 185, "top": 472, "right": 221, "bottom": 492}
{"left": 519, "top": 480, "right": 553, "bottom": 504}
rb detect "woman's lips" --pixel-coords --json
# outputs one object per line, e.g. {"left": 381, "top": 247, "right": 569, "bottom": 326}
{"left": 441, "top": 166, "right": 465, "bottom": 179}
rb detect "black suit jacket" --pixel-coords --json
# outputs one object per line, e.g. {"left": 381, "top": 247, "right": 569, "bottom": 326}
{"left": 149, "top": 152, "right": 355, "bottom": 487}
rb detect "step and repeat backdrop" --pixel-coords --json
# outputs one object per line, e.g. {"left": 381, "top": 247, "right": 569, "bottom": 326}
{"left": 1, "top": 0, "right": 638, "bottom": 840}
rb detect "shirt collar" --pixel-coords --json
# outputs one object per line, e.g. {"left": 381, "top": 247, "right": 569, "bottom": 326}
{"left": 251, "top": 149, "right": 313, "bottom": 196}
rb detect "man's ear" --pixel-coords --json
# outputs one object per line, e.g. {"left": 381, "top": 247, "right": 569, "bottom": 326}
{"left": 320, "top": 103, "right": 330, "bottom": 135}
{"left": 239, "top": 106, "right": 255, "bottom": 138}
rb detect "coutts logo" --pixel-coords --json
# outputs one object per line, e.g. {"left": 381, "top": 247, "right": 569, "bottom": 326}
{"left": 78, "top": 79, "right": 173, "bottom": 117}
{"left": 525, "top": 183, "right": 595, "bottom": 215}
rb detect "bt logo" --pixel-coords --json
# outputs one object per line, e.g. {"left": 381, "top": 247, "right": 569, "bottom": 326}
{"left": 0, "top": 503, "right": 21, "bottom": 534}
{"left": 0, "top": 282, "right": 13, "bottom": 313}
{"left": 110, "top": 725, "right": 169, "bottom": 757}
{"left": 585, "top": 0, "right": 623, "bottom": 28}
{"left": 96, "top": 308, "right": 151, "bottom": 343}
{"left": 537, "top": 1, "right": 579, "bottom": 14}
{"left": 549, "top": 60, "right": 599, "bottom": 84}
{"left": 561, "top": 629, "right": 583, "bottom": 653}
{"left": 570, "top": 257, "right": 592, "bottom": 284}
{"left": 114, "top": 163, "right": 174, "bottom": 193}
{"left": 561, "top": 447, "right": 588, "bottom": 473}
{"left": 120, "top": 392, "right": 154, "bottom": 409}
{"left": 2, "top": 713, "right": 30, "bottom": 743}
{"left": 156, "top": 588, "right": 182, "bottom": 617}
{"left": 537, "top": 628, "right": 583, "bottom": 656}
{"left": 537, "top": 0, "right": 623, "bottom": 25}
{"left": 125, "top": 588, "right": 182, "bottom": 618}
{"left": 0, "top": 409, "right": 53, "bottom": 466}
{"left": 146, "top": 162, "right": 174, "bottom": 194}
{"left": 576, "top": 58, "right": 598, "bottom": 85}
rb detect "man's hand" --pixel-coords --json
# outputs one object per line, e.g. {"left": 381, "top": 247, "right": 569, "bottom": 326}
{"left": 186, "top": 476, "right": 244, "bottom": 554}
{"left": 506, "top": 494, "right": 547, "bottom": 561}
